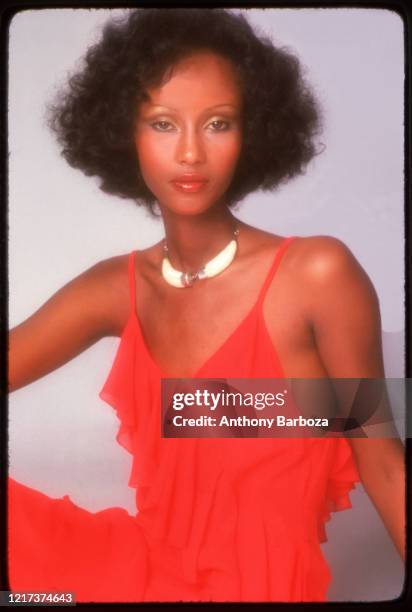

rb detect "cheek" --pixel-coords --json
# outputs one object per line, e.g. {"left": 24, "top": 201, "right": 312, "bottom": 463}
{"left": 134, "top": 133, "right": 171, "bottom": 179}
{"left": 210, "top": 135, "right": 242, "bottom": 178}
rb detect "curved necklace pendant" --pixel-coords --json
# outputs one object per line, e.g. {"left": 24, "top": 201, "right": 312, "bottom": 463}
{"left": 162, "top": 226, "right": 239, "bottom": 288}
{"left": 181, "top": 270, "right": 201, "bottom": 287}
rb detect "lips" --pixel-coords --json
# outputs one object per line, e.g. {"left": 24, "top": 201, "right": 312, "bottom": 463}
{"left": 170, "top": 175, "right": 209, "bottom": 193}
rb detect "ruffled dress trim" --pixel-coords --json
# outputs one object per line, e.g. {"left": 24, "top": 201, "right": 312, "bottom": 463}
{"left": 317, "top": 437, "right": 361, "bottom": 544}
{"left": 99, "top": 323, "right": 362, "bottom": 601}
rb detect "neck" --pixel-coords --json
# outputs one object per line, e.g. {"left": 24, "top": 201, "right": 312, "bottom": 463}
{"left": 161, "top": 204, "right": 238, "bottom": 272}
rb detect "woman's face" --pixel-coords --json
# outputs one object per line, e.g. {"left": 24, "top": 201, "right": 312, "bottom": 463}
{"left": 134, "top": 51, "right": 243, "bottom": 216}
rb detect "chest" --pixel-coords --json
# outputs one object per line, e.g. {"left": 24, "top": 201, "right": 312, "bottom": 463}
{"left": 136, "top": 269, "right": 317, "bottom": 378}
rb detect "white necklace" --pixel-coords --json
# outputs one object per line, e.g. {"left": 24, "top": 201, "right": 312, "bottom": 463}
{"left": 162, "top": 226, "right": 240, "bottom": 288}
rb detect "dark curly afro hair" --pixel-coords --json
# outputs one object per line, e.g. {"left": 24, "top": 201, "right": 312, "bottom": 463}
{"left": 47, "top": 8, "right": 324, "bottom": 218}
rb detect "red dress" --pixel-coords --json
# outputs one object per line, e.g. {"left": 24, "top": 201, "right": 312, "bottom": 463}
{"left": 8, "top": 236, "right": 361, "bottom": 602}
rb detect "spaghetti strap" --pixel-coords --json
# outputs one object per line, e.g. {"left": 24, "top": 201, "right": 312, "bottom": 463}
{"left": 256, "top": 236, "right": 296, "bottom": 306}
{"left": 128, "top": 250, "right": 137, "bottom": 317}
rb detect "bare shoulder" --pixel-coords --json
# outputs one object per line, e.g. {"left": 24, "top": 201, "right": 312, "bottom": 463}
{"left": 79, "top": 252, "right": 129, "bottom": 297}
{"left": 8, "top": 251, "right": 133, "bottom": 391}
{"left": 73, "top": 252, "right": 131, "bottom": 337}
{"left": 90, "top": 245, "right": 164, "bottom": 335}
{"left": 287, "top": 235, "right": 380, "bottom": 327}
{"left": 232, "top": 225, "right": 357, "bottom": 273}
{"left": 87, "top": 252, "right": 129, "bottom": 285}
{"left": 287, "top": 235, "right": 373, "bottom": 288}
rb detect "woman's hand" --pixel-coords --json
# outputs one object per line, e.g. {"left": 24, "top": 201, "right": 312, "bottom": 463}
{"left": 301, "top": 236, "right": 405, "bottom": 562}
{"left": 8, "top": 256, "right": 128, "bottom": 393}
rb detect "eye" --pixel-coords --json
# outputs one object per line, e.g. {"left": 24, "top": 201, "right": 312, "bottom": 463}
{"left": 151, "top": 120, "right": 175, "bottom": 132}
{"left": 207, "top": 119, "right": 230, "bottom": 132}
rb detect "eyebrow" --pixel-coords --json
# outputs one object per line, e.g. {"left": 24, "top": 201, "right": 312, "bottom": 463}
{"left": 146, "top": 103, "right": 238, "bottom": 112}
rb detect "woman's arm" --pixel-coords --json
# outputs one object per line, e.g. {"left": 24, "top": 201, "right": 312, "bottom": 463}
{"left": 8, "top": 256, "right": 127, "bottom": 393}
{"left": 300, "top": 236, "right": 405, "bottom": 562}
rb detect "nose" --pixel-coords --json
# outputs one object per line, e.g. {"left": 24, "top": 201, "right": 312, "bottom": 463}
{"left": 176, "top": 126, "right": 206, "bottom": 165}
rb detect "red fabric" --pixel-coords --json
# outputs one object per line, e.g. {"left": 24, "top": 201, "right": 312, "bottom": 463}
{"left": 8, "top": 236, "right": 361, "bottom": 602}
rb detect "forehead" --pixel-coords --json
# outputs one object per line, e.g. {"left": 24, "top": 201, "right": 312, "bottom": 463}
{"left": 143, "top": 51, "right": 243, "bottom": 110}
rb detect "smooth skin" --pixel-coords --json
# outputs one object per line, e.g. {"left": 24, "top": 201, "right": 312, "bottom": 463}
{"left": 9, "top": 51, "right": 405, "bottom": 562}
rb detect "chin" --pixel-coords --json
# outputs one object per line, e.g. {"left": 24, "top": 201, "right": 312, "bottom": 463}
{"left": 161, "top": 198, "right": 219, "bottom": 217}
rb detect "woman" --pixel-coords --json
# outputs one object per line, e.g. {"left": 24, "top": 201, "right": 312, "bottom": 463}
{"left": 8, "top": 8, "right": 405, "bottom": 603}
